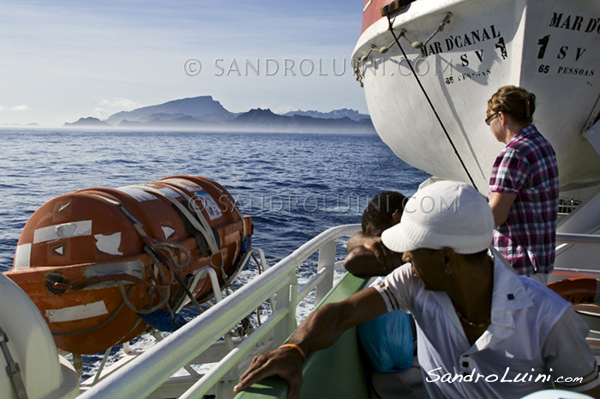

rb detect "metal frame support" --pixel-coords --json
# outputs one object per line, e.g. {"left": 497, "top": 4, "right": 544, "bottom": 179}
{"left": 0, "top": 326, "right": 28, "bottom": 399}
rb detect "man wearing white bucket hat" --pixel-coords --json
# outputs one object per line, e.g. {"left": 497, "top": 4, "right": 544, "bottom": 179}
{"left": 235, "top": 181, "right": 600, "bottom": 399}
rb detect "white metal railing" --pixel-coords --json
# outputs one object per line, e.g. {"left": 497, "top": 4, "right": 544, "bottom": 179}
{"left": 556, "top": 233, "right": 600, "bottom": 246}
{"left": 76, "top": 224, "right": 361, "bottom": 399}
{"left": 554, "top": 232, "right": 600, "bottom": 278}
{"left": 554, "top": 232, "right": 600, "bottom": 355}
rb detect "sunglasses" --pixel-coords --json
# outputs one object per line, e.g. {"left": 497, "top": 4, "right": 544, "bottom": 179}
{"left": 485, "top": 112, "right": 499, "bottom": 126}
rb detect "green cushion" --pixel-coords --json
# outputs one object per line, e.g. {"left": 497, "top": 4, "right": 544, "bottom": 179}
{"left": 235, "top": 273, "right": 372, "bottom": 399}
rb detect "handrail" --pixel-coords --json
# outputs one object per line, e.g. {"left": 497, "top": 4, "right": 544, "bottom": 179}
{"left": 556, "top": 232, "right": 600, "bottom": 246}
{"left": 77, "top": 224, "right": 361, "bottom": 399}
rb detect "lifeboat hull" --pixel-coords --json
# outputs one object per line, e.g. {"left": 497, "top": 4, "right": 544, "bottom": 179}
{"left": 4, "top": 176, "right": 253, "bottom": 354}
{"left": 353, "top": 0, "right": 600, "bottom": 193}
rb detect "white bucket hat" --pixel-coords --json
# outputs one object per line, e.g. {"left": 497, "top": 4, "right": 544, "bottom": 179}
{"left": 382, "top": 181, "right": 493, "bottom": 254}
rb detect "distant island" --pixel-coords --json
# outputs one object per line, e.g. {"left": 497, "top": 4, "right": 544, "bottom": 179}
{"left": 64, "top": 96, "right": 375, "bottom": 133}
{"left": 64, "top": 117, "right": 109, "bottom": 127}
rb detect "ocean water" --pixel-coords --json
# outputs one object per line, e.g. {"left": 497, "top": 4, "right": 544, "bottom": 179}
{"left": 0, "top": 128, "right": 429, "bottom": 377}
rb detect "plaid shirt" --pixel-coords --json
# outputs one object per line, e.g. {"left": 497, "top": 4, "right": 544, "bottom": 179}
{"left": 489, "top": 125, "right": 559, "bottom": 276}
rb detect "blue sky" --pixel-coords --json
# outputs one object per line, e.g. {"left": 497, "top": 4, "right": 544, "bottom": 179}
{"left": 0, "top": 0, "right": 367, "bottom": 127}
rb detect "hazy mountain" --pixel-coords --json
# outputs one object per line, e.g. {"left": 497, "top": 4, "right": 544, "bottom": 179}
{"left": 283, "top": 108, "right": 370, "bottom": 121}
{"left": 64, "top": 117, "right": 109, "bottom": 127}
{"left": 106, "top": 96, "right": 235, "bottom": 126}
{"left": 65, "top": 96, "right": 374, "bottom": 133}
{"left": 233, "top": 108, "right": 289, "bottom": 125}
{"left": 232, "top": 108, "right": 375, "bottom": 133}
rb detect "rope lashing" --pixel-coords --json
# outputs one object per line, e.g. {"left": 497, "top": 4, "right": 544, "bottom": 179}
{"left": 384, "top": 14, "right": 478, "bottom": 190}
{"left": 354, "top": 13, "right": 452, "bottom": 85}
{"left": 89, "top": 194, "right": 201, "bottom": 316}
{"left": 130, "top": 185, "right": 220, "bottom": 257}
{"left": 419, "top": 13, "right": 452, "bottom": 49}
{"left": 354, "top": 12, "right": 478, "bottom": 190}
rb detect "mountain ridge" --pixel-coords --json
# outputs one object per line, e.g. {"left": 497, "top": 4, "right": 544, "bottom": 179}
{"left": 65, "top": 96, "right": 374, "bottom": 133}
{"left": 105, "top": 96, "right": 235, "bottom": 126}
{"left": 283, "top": 108, "right": 370, "bottom": 121}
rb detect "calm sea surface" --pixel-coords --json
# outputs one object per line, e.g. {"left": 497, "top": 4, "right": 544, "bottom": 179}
{"left": 0, "top": 128, "right": 429, "bottom": 376}
{"left": 0, "top": 128, "right": 429, "bottom": 271}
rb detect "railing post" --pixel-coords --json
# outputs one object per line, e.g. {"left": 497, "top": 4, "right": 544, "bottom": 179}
{"left": 75, "top": 225, "right": 362, "bottom": 399}
{"left": 272, "top": 270, "right": 298, "bottom": 346}
{"left": 216, "top": 379, "right": 237, "bottom": 399}
{"left": 287, "top": 270, "right": 299, "bottom": 335}
{"left": 315, "top": 240, "right": 336, "bottom": 305}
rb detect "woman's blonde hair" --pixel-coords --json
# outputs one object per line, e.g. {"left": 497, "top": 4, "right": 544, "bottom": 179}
{"left": 487, "top": 86, "right": 536, "bottom": 126}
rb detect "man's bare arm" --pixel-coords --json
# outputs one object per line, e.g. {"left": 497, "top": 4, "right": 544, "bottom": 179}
{"left": 234, "top": 287, "right": 388, "bottom": 399}
{"left": 488, "top": 191, "right": 517, "bottom": 226}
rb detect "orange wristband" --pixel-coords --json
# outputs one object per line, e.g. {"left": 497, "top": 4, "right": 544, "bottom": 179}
{"left": 279, "top": 343, "right": 306, "bottom": 360}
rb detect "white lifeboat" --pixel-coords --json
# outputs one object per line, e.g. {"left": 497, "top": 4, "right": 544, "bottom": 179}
{"left": 353, "top": 0, "right": 600, "bottom": 193}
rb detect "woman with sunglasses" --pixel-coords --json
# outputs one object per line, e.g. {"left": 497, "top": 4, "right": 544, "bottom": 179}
{"left": 486, "top": 86, "right": 559, "bottom": 284}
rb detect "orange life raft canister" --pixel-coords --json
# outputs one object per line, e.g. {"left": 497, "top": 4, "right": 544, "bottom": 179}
{"left": 4, "top": 175, "right": 253, "bottom": 355}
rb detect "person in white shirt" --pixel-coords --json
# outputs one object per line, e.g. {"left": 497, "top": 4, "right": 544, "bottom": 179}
{"left": 234, "top": 180, "right": 600, "bottom": 399}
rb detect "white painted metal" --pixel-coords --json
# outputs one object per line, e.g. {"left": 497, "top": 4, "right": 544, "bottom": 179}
{"left": 555, "top": 187, "right": 600, "bottom": 271}
{"left": 584, "top": 119, "right": 600, "bottom": 157}
{"left": 0, "top": 274, "right": 79, "bottom": 399}
{"left": 76, "top": 224, "right": 362, "bottom": 399}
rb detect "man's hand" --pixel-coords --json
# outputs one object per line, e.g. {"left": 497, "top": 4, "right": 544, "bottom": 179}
{"left": 234, "top": 289, "right": 387, "bottom": 397}
{"left": 363, "top": 237, "right": 403, "bottom": 272}
{"left": 345, "top": 236, "right": 403, "bottom": 276}
{"left": 234, "top": 346, "right": 304, "bottom": 399}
